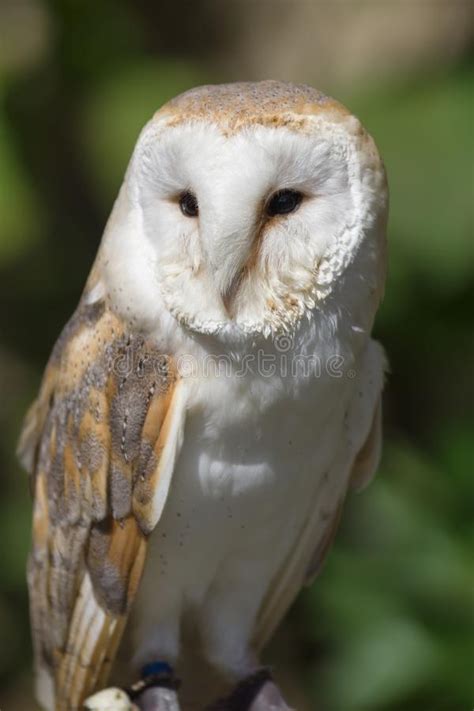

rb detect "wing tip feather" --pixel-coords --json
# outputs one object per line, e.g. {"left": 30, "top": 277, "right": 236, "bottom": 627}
{"left": 35, "top": 663, "right": 55, "bottom": 711}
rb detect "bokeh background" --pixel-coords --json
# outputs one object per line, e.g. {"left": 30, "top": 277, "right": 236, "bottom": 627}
{"left": 0, "top": 1, "right": 472, "bottom": 709}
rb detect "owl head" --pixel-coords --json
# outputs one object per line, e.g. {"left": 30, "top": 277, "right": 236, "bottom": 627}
{"left": 96, "top": 81, "right": 388, "bottom": 342}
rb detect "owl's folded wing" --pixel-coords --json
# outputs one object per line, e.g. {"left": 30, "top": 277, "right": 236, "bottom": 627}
{"left": 253, "top": 340, "right": 385, "bottom": 651}
{"left": 18, "top": 299, "right": 186, "bottom": 711}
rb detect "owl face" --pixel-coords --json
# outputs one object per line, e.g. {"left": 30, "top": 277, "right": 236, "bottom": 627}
{"left": 101, "top": 83, "right": 387, "bottom": 340}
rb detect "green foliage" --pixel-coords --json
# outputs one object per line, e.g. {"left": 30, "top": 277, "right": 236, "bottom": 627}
{"left": 0, "top": 101, "right": 43, "bottom": 263}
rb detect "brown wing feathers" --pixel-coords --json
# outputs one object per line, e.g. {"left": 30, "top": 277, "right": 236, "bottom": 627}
{"left": 21, "top": 299, "right": 178, "bottom": 710}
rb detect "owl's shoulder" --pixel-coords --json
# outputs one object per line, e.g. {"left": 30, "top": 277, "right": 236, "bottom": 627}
{"left": 18, "top": 296, "right": 176, "bottom": 502}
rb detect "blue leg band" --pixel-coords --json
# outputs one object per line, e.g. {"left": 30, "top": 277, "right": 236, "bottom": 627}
{"left": 141, "top": 660, "right": 174, "bottom": 678}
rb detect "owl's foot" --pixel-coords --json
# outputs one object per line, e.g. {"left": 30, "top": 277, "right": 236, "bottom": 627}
{"left": 82, "top": 685, "right": 180, "bottom": 711}
{"left": 128, "top": 662, "right": 181, "bottom": 711}
{"left": 206, "top": 668, "right": 293, "bottom": 711}
{"left": 83, "top": 687, "right": 139, "bottom": 710}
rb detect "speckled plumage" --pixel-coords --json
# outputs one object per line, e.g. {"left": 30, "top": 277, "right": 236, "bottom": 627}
{"left": 159, "top": 81, "right": 346, "bottom": 132}
{"left": 20, "top": 300, "right": 183, "bottom": 708}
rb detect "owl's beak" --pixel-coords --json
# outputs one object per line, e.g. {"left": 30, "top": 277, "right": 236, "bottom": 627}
{"left": 200, "top": 195, "right": 261, "bottom": 317}
{"left": 202, "top": 228, "right": 256, "bottom": 317}
{"left": 212, "top": 241, "right": 258, "bottom": 317}
{"left": 218, "top": 229, "right": 262, "bottom": 315}
{"left": 211, "top": 262, "right": 245, "bottom": 317}
{"left": 221, "top": 268, "right": 245, "bottom": 315}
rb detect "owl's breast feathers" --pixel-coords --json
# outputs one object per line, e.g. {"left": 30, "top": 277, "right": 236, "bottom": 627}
{"left": 18, "top": 297, "right": 184, "bottom": 710}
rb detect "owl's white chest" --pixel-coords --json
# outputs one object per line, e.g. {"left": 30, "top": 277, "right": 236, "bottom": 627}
{"left": 132, "top": 347, "right": 357, "bottom": 669}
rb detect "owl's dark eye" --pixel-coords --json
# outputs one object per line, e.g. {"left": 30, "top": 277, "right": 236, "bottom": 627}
{"left": 266, "top": 189, "right": 303, "bottom": 217}
{"left": 179, "top": 191, "right": 198, "bottom": 217}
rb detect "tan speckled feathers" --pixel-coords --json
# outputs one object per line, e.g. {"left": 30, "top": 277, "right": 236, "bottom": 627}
{"left": 156, "top": 80, "right": 350, "bottom": 132}
{"left": 19, "top": 298, "right": 181, "bottom": 710}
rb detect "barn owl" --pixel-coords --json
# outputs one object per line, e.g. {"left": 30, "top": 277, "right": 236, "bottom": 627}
{"left": 18, "top": 81, "right": 388, "bottom": 711}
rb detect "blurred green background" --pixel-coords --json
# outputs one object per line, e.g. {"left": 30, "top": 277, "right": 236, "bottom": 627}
{"left": 0, "top": 1, "right": 472, "bottom": 709}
